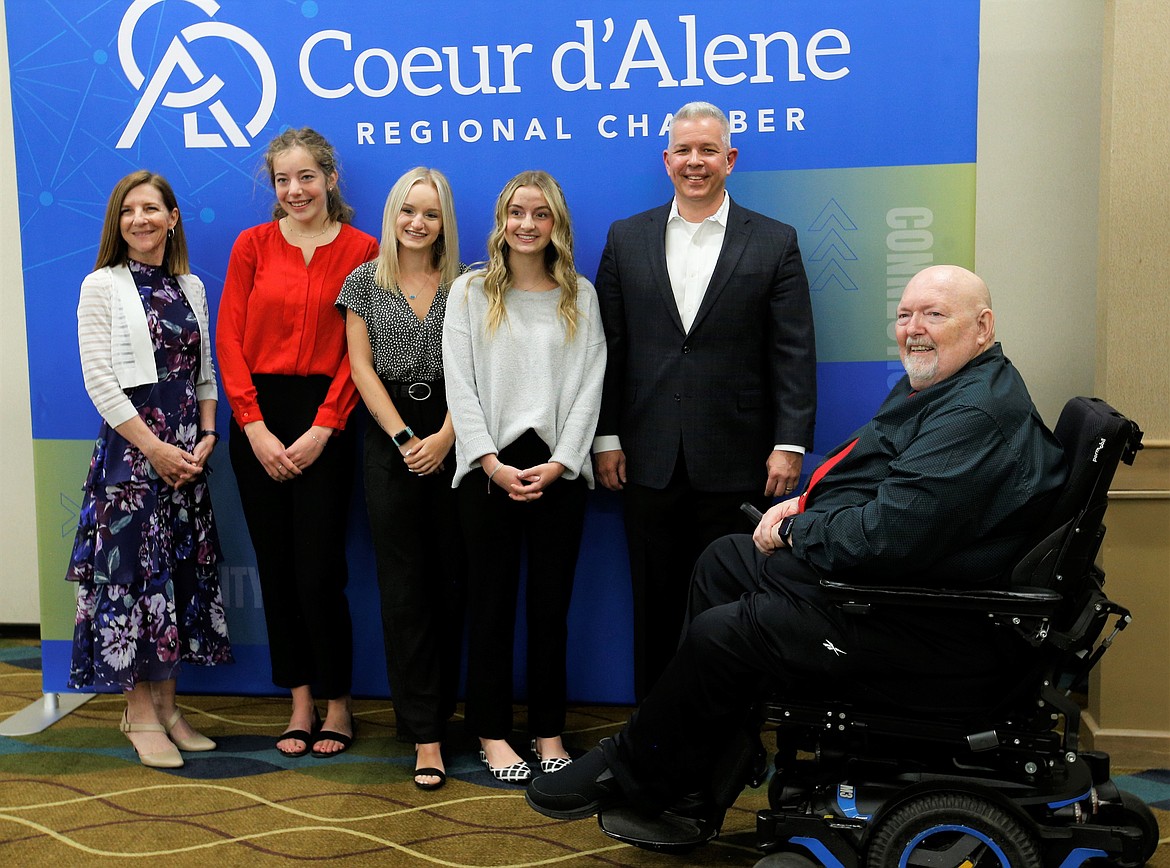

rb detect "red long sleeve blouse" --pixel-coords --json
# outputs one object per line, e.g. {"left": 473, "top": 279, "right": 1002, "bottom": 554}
{"left": 217, "top": 221, "right": 379, "bottom": 430}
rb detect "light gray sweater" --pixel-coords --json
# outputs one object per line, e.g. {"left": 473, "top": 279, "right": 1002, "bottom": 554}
{"left": 443, "top": 272, "right": 606, "bottom": 488}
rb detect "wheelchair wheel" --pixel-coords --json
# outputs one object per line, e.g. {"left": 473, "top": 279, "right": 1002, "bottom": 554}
{"left": 1095, "top": 789, "right": 1159, "bottom": 865}
{"left": 867, "top": 792, "right": 1041, "bottom": 868}
{"left": 754, "top": 853, "right": 819, "bottom": 868}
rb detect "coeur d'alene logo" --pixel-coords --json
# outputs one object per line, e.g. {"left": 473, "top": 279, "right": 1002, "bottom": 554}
{"left": 116, "top": 0, "right": 276, "bottom": 149}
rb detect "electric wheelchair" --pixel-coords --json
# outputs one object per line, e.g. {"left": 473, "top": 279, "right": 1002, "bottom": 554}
{"left": 598, "top": 397, "right": 1159, "bottom": 867}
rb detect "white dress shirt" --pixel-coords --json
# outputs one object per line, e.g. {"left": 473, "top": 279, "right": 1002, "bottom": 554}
{"left": 665, "top": 192, "right": 730, "bottom": 334}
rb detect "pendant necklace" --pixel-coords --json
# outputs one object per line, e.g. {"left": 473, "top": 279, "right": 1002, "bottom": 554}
{"left": 285, "top": 217, "right": 332, "bottom": 239}
{"left": 404, "top": 275, "right": 437, "bottom": 300}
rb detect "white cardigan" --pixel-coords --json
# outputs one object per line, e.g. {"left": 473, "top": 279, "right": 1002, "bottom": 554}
{"left": 77, "top": 264, "right": 217, "bottom": 427}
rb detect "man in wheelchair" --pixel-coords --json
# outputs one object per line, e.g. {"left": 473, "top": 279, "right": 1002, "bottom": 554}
{"left": 525, "top": 265, "right": 1155, "bottom": 866}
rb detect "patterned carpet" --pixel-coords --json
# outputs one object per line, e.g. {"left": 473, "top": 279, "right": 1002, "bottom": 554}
{"left": 1, "top": 639, "right": 1165, "bottom": 866}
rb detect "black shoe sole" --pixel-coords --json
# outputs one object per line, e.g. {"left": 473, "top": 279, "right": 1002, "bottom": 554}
{"left": 524, "top": 790, "right": 620, "bottom": 821}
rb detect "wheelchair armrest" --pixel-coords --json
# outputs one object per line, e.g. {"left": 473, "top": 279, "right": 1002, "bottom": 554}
{"left": 818, "top": 579, "right": 1063, "bottom": 616}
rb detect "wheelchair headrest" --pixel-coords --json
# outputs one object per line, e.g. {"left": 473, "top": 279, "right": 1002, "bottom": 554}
{"left": 1051, "top": 397, "right": 1142, "bottom": 515}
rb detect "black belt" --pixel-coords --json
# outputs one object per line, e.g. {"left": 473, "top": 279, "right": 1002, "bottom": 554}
{"left": 384, "top": 380, "right": 443, "bottom": 401}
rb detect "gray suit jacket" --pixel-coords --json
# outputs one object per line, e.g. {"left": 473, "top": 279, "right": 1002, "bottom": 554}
{"left": 595, "top": 198, "right": 816, "bottom": 492}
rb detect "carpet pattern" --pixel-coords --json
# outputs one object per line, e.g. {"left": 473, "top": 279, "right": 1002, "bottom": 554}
{"left": 1, "top": 639, "right": 1165, "bottom": 866}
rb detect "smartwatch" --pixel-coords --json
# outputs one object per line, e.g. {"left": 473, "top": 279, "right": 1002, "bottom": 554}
{"left": 390, "top": 427, "right": 415, "bottom": 447}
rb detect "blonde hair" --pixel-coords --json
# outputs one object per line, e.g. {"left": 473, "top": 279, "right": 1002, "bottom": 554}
{"left": 373, "top": 167, "right": 460, "bottom": 293}
{"left": 263, "top": 127, "right": 354, "bottom": 224}
{"left": 478, "top": 170, "right": 580, "bottom": 341}
{"left": 94, "top": 170, "right": 190, "bottom": 274}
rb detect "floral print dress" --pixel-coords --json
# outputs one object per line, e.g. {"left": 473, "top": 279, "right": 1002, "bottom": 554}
{"left": 67, "top": 261, "right": 232, "bottom": 690}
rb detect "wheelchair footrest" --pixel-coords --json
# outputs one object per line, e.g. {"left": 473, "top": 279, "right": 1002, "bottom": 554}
{"left": 598, "top": 806, "right": 719, "bottom": 853}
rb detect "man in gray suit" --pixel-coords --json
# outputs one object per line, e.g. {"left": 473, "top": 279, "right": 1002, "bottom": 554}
{"left": 593, "top": 101, "right": 816, "bottom": 700}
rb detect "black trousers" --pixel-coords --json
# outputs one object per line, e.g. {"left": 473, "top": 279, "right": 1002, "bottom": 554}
{"left": 607, "top": 534, "right": 1024, "bottom": 810}
{"left": 458, "top": 429, "right": 588, "bottom": 740}
{"left": 623, "top": 453, "right": 765, "bottom": 701}
{"left": 228, "top": 374, "right": 354, "bottom": 698}
{"left": 364, "top": 381, "right": 465, "bottom": 744}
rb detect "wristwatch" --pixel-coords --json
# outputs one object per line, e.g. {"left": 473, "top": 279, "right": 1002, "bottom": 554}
{"left": 777, "top": 515, "right": 796, "bottom": 545}
{"left": 390, "top": 427, "right": 415, "bottom": 447}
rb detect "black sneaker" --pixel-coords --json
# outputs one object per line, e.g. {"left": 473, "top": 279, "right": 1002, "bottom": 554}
{"left": 525, "top": 741, "right": 625, "bottom": 820}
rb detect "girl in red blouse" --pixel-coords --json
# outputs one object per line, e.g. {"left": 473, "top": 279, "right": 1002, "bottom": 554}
{"left": 217, "top": 128, "right": 378, "bottom": 758}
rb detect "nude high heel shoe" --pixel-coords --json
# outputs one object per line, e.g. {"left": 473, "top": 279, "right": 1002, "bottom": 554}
{"left": 162, "top": 709, "right": 216, "bottom": 752}
{"left": 120, "top": 708, "right": 184, "bottom": 768}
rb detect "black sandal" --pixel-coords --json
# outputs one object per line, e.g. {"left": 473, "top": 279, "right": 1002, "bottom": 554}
{"left": 276, "top": 708, "right": 321, "bottom": 758}
{"left": 413, "top": 767, "right": 447, "bottom": 790}
{"left": 311, "top": 716, "right": 355, "bottom": 759}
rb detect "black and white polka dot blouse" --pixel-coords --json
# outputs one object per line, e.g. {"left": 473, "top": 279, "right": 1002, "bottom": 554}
{"left": 336, "top": 260, "right": 466, "bottom": 382}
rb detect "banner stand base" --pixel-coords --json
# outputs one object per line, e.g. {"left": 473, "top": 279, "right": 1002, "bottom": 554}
{"left": 0, "top": 692, "right": 95, "bottom": 736}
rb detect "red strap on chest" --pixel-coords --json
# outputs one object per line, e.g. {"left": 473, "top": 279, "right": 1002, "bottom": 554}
{"left": 798, "top": 438, "right": 859, "bottom": 513}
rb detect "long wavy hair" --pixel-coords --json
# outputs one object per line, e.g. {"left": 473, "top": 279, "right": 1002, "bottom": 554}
{"left": 373, "top": 167, "right": 461, "bottom": 293}
{"left": 94, "top": 170, "right": 190, "bottom": 274}
{"left": 478, "top": 170, "right": 579, "bottom": 341}
{"left": 263, "top": 127, "right": 355, "bottom": 224}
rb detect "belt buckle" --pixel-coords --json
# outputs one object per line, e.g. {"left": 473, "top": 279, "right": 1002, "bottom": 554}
{"left": 407, "top": 382, "right": 432, "bottom": 401}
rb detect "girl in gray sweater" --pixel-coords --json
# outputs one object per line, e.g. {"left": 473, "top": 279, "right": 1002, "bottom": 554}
{"left": 443, "top": 170, "right": 606, "bottom": 783}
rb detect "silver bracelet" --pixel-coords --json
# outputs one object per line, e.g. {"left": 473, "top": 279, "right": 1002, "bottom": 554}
{"left": 487, "top": 463, "right": 502, "bottom": 491}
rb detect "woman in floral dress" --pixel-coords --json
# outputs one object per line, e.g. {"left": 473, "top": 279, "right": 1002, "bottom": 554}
{"left": 67, "top": 170, "right": 232, "bottom": 769}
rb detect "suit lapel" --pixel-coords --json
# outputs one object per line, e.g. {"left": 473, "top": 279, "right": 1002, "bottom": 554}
{"left": 645, "top": 205, "right": 685, "bottom": 335}
{"left": 689, "top": 201, "right": 750, "bottom": 335}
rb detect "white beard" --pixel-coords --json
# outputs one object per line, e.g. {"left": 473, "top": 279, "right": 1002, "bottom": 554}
{"left": 901, "top": 345, "right": 937, "bottom": 388}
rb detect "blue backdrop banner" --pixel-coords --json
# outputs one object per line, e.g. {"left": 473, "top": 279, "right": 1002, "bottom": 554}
{"left": 8, "top": 0, "right": 979, "bottom": 702}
